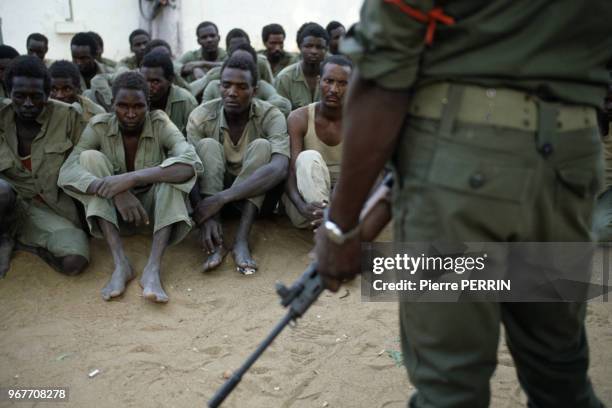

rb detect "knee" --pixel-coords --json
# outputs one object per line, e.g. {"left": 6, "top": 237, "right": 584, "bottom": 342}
{"left": 296, "top": 150, "right": 324, "bottom": 167}
{"left": 79, "top": 150, "right": 109, "bottom": 172}
{"left": 246, "top": 139, "right": 272, "bottom": 161}
{"left": 60, "top": 255, "right": 89, "bottom": 276}
{"left": 195, "top": 138, "right": 222, "bottom": 158}
{"left": 0, "top": 179, "right": 15, "bottom": 211}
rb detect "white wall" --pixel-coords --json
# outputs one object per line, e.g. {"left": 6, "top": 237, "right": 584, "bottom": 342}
{"left": 1, "top": 0, "right": 360, "bottom": 61}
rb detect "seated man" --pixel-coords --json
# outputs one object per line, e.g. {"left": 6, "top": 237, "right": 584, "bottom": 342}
{"left": 259, "top": 23, "right": 299, "bottom": 77}
{"left": 58, "top": 72, "right": 202, "bottom": 303}
{"left": 187, "top": 54, "right": 289, "bottom": 275}
{"left": 179, "top": 21, "right": 226, "bottom": 82}
{"left": 49, "top": 60, "right": 105, "bottom": 123}
{"left": 274, "top": 22, "right": 329, "bottom": 110}
{"left": 88, "top": 32, "right": 117, "bottom": 71}
{"left": 140, "top": 50, "right": 197, "bottom": 135}
{"left": 283, "top": 55, "right": 352, "bottom": 229}
{"left": 71, "top": 32, "right": 113, "bottom": 109}
{"left": 325, "top": 21, "right": 346, "bottom": 56}
{"left": 26, "top": 33, "right": 52, "bottom": 66}
{"left": 0, "top": 45, "right": 19, "bottom": 100}
{"left": 0, "top": 56, "right": 89, "bottom": 278}
{"left": 117, "top": 29, "right": 151, "bottom": 71}
{"left": 224, "top": 28, "right": 274, "bottom": 84}
{"left": 201, "top": 44, "right": 291, "bottom": 117}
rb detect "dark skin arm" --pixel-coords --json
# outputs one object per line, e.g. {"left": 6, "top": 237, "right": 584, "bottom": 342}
{"left": 194, "top": 153, "right": 289, "bottom": 224}
{"left": 286, "top": 107, "right": 327, "bottom": 228}
{"left": 314, "top": 74, "right": 411, "bottom": 291}
{"left": 182, "top": 60, "right": 222, "bottom": 76}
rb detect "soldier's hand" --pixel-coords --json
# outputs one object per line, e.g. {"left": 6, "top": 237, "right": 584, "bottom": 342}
{"left": 113, "top": 191, "right": 149, "bottom": 226}
{"left": 200, "top": 218, "right": 223, "bottom": 254}
{"left": 97, "top": 174, "right": 137, "bottom": 198}
{"left": 313, "top": 226, "right": 361, "bottom": 292}
{"left": 194, "top": 194, "right": 226, "bottom": 225}
{"left": 298, "top": 201, "right": 327, "bottom": 227}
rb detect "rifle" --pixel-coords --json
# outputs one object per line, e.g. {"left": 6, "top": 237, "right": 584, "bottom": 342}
{"left": 208, "top": 173, "right": 393, "bottom": 407}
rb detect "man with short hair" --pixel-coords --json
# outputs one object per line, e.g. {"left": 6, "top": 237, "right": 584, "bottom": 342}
{"left": 224, "top": 28, "right": 274, "bottom": 84}
{"left": 283, "top": 55, "right": 352, "bottom": 229}
{"left": 26, "top": 33, "right": 52, "bottom": 66}
{"left": 49, "top": 60, "right": 105, "bottom": 122}
{"left": 87, "top": 32, "right": 117, "bottom": 70}
{"left": 274, "top": 22, "right": 328, "bottom": 110}
{"left": 140, "top": 50, "right": 197, "bottom": 135}
{"left": 118, "top": 29, "right": 151, "bottom": 71}
{"left": 187, "top": 54, "right": 289, "bottom": 275}
{"left": 0, "top": 56, "right": 89, "bottom": 278}
{"left": 259, "top": 23, "right": 299, "bottom": 77}
{"left": 325, "top": 21, "right": 346, "bottom": 55}
{"left": 70, "top": 32, "right": 113, "bottom": 108}
{"left": 0, "top": 45, "right": 19, "bottom": 100}
{"left": 59, "top": 71, "right": 202, "bottom": 303}
{"left": 179, "top": 21, "right": 226, "bottom": 82}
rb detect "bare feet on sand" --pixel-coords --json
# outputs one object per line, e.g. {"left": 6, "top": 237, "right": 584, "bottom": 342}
{"left": 202, "top": 246, "right": 228, "bottom": 272}
{"left": 101, "top": 259, "right": 135, "bottom": 301}
{"left": 233, "top": 240, "right": 257, "bottom": 275}
{"left": 140, "top": 264, "right": 168, "bottom": 303}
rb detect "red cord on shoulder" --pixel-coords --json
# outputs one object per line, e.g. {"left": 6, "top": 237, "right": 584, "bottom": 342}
{"left": 384, "top": 0, "right": 455, "bottom": 45}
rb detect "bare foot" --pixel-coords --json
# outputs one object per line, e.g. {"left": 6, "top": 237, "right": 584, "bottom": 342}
{"left": 232, "top": 240, "right": 257, "bottom": 275}
{"left": 101, "top": 259, "right": 134, "bottom": 301}
{"left": 140, "top": 264, "right": 169, "bottom": 303}
{"left": 203, "top": 246, "right": 228, "bottom": 272}
{"left": 0, "top": 234, "right": 15, "bottom": 279}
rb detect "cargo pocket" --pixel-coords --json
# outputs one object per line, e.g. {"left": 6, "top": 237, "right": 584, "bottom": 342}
{"left": 556, "top": 154, "right": 603, "bottom": 199}
{"left": 42, "top": 140, "right": 73, "bottom": 201}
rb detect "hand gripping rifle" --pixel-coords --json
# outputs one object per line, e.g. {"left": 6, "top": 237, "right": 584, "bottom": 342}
{"left": 208, "top": 173, "right": 393, "bottom": 407}
{"left": 208, "top": 262, "right": 323, "bottom": 407}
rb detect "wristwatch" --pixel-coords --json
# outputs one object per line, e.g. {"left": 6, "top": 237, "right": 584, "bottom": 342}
{"left": 323, "top": 209, "right": 360, "bottom": 245}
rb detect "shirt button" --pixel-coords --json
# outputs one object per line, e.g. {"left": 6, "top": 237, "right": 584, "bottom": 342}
{"left": 469, "top": 173, "right": 485, "bottom": 189}
{"left": 540, "top": 143, "right": 554, "bottom": 157}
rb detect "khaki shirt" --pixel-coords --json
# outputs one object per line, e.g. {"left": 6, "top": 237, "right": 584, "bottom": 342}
{"left": 117, "top": 55, "right": 138, "bottom": 71}
{"left": 178, "top": 47, "right": 227, "bottom": 82}
{"left": 203, "top": 79, "right": 291, "bottom": 117}
{"left": 0, "top": 100, "right": 84, "bottom": 225}
{"left": 163, "top": 84, "right": 198, "bottom": 135}
{"left": 72, "top": 95, "right": 106, "bottom": 124}
{"left": 80, "top": 61, "right": 113, "bottom": 108}
{"left": 59, "top": 110, "right": 203, "bottom": 195}
{"left": 258, "top": 50, "right": 299, "bottom": 77}
{"left": 274, "top": 62, "right": 320, "bottom": 110}
{"left": 100, "top": 57, "right": 117, "bottom": 70}
{"left": 187, "top": 98, "right": 290, "bottom": 165}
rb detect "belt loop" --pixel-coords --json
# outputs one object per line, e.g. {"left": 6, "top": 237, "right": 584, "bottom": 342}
{"left": 439, "top": 84, "right": 465, "bottom": 139}
{"left": 535, "top": 100, "right": 558, "bottom": 158}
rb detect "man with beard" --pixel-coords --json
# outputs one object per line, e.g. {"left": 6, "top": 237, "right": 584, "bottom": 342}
{"left": 59, "top": 71, "right": 202, "bottom": 303}
{"left": 117, "top": 29, "right": 151, "bottom": 71}
{"left": 283, "top": 55, "right": 352, "bottom": 229}
{"left": 179, "top": 21, "right": 226, "bottom": 82}
{"left": 187, "top": 53, "right": 289, "bottom": 275}
{"left": 140, "top": 50, "right": 197, "bottom": 135}
{"left": 325, "top": 21, "right": 346, "bottom": 56}
{"left": 0, "top": 45, "right": 19, "bottom": 100}
{"left": 70, "top": 32, "right": 113, "bottom": 109}
{"left": 274, "top": 22, "right": 329, "bottom": 110}
{"left": 0, "top": 56, "right": 89, "bottom": 278}
{"left": 49, "top": 60, "right": 105, "bottom": 123}
{"left": 259, "top": 23, "right": 299, "bottom": 77}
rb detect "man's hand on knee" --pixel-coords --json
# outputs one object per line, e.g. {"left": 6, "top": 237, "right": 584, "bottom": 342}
{"left": 113, "top": 191, "right": 149, "bottom": 226}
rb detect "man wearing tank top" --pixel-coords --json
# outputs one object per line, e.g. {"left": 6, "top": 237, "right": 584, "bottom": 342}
{"left": 283, "top": 55, "right": 353, "bottom": 229}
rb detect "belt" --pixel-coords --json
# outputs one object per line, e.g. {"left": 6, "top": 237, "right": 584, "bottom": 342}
{"left": 408, "top": 82, "right": 597, "bottom": 132}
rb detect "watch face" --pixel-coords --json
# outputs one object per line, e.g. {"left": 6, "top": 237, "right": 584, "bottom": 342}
{"left": 324, "top": 220, "right": 344, "bottom": 244}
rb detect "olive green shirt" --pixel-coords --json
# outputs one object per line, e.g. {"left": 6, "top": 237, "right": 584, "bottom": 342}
{"left": 0, "top": 100, "right": 84, "bottom": 225}
{"left": 72, "top": 95, "right": 105, "bottom": 124}
{"left": 342, "top": 0, "right": 612, "bottom": 107}
{"left": 202, "top": 79, "right": 291, "bottom": 117}
{"left": 187, "top": 98, "right": 290, "bottom": 165}
{"left": 0, "top": 84, "right": 7, "bottom": 99}
{"left": 80, "top": 61, "right": 113, "bottom": 108}
{"left": 59, "top": 110, "right": 203, "bottom": 195}
{"left": 274, "top": 62, "right": 320, "bottom": 110}
{"left": 178, "top": 47, "right": 227, "bottom": 82}
{"left": 117, "top": 55, "right": 139, "bottom": 71}
{"left": 99, "top": 57, "right": 117, "bottom": 70}
{"left": 162, "top": 84, "right": 198, "bottom": 135}
{"left": 258, "top": 50, "right": 300, "bottom": 77}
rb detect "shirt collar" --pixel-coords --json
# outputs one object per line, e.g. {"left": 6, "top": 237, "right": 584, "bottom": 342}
{"left": 220, "top": 100, "right": 259, "bottom": 130}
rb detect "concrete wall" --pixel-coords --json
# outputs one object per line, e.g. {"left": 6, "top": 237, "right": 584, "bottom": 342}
{"left": 1, "top": 0, "right": 360, "bottom": 62}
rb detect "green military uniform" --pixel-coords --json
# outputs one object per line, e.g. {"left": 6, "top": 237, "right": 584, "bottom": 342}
{"left": 202, "top": 79, "right": 291, "bottom": 117}
{"left": 58, "top": 111, "right": 202, "bottom": 245}
{"left": 114, "top": 57, "right": 192, "bottom": 92}
{"left": 257, "top": 50, "right": 299, "bottom": 77}
{"left": 162, "top": 84, "right": 198, "bottom": 135}
{"left": 80, "top": 61, "right": 113, "bottom": 109}
{"left": 72, "top": 95, "right": 105, "bottom": 123}
{"left": 273, "top": 62, "right": 320, "bottom": 110}
{"left": 116, "top": 55, "right": 139, "bottom": 71}
{"left": 99, "top": 57, "right": 117, "bottom": 71}
{"left": 343, "top": 0, "right": 611, "bottom": 407}
{"left": 178, "top": 47, "right": 227, "bottom": 82}
{"left": 593, "top": 125, "right": 612, "bottom": 241}
{"left": 0, "top": 100, "right": 89, "bottom": 260}
{"left": 186, "top": 98, "right": 289, "bottom": 209}
{"left": 0, "top": 84, "right": 7, "bottom": 99}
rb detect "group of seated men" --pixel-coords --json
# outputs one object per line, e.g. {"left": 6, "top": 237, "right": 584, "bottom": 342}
{"left": 0, "top": 20, "right": 353, "bottom": 303}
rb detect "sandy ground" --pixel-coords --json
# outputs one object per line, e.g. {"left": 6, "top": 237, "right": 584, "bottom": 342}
{"left": 0, "top": 217, "right": 610, "bottom": 408}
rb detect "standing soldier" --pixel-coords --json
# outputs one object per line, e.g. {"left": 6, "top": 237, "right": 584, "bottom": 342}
{"left": 315, "top": 1, "right": 610, "bottom": 407}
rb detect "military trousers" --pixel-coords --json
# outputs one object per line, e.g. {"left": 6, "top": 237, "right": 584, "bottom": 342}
{"left": 74, "top": 150, "right": 192, "bottom": 246}
{"left": 394, "top": 85, "right": 603, "bottom": 407}
{"left": 193, "top": 138, "right": 272, "bottom": 210}
{"left": 282, "top": 150, "right": 332, "bottom": 228}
